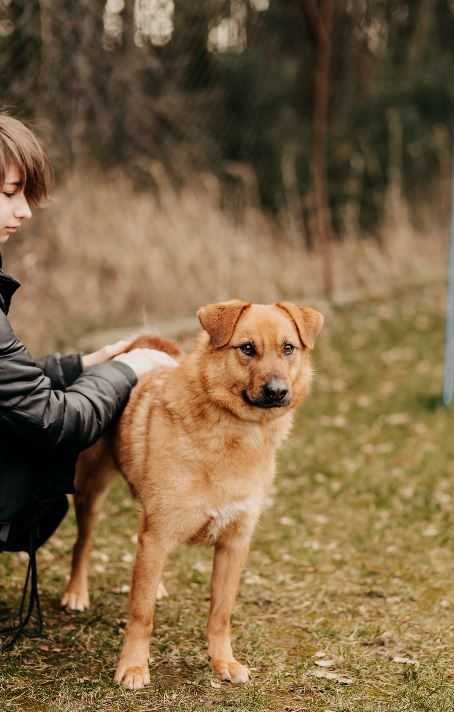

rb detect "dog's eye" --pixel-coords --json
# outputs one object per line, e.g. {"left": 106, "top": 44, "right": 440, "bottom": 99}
{"left": 283, "top": 343, "right": 295, "bottom": 356}
{"left": 239, "top": 342, "right": 256, "bottom": 357}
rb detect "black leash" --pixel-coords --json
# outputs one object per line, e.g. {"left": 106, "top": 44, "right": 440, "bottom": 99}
{"left": 0, "top": 530, "right": 43, "bottom": 651}
{"left": 0, "top": 494, "right": 68, "bottom": 651}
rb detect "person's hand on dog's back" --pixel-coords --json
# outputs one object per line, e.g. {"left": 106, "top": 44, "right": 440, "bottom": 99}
{"left": 82, "top": 339, "right": 135, "bottom": 369}
{"left": 114, "top": 348, "right": 178, "bottom": 378}
{"left": 82, "top": 340, "right": 177, "bottom": 377}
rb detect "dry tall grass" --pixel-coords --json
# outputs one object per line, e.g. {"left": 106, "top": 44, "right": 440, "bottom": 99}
{"left": 2, "top": 165, "right": 446, "bottom": 354}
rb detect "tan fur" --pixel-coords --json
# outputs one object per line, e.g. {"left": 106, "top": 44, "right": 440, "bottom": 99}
{"left": 61, "top": 302, "right": 323, "bottom": 689}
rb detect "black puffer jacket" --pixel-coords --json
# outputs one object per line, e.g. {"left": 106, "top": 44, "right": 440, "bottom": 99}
{"left": 0, "top": 256, "right": 136, "bottom": 525}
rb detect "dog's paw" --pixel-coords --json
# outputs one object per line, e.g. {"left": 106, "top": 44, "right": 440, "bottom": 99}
{"left": 61, "top": 585, "right": 90, "bottom": 611}
{"left": 212, "top": 658, "right": 250, "bottom": 684}
{"left": 114, "top": 662, "right": 150, "bottom": 689}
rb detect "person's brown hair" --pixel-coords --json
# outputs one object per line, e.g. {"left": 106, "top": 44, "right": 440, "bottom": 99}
{"left": 0, "top": 114, "right": 51, "bottom": 206}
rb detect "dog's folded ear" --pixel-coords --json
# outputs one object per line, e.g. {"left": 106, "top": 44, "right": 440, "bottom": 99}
{"left": 276, "top": 302, "right": 324, "bottom": 350}
{"left": 197, "top": 300, "right": 250, "bottom": 348}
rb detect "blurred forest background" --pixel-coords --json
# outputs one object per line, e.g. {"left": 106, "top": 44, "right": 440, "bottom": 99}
{"left": 0, "top": 0, "right": 452, "bottom": 351}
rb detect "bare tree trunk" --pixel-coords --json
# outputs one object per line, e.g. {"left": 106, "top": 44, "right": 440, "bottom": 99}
{"left": 39, "top": 0, "right": 106, "bottom": 164}
{"left": 302, "top": 0, "right": 335, "bottom": 298}
{"left": 70, "top": 0, "right": 105, "bottom": 161}
{"left": 407, "top": 0, "right": 435, "bottom": 66}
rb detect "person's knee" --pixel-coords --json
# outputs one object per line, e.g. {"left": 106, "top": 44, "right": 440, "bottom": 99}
{"left": 3, "top": 494, "right": 69, "bottom": 552}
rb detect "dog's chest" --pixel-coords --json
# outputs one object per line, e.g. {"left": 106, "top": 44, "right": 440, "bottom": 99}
{"left": 189, "top": 497, "right": 261, "bottom": 545}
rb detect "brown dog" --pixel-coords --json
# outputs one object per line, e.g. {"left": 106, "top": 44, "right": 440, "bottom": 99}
{"left": 61, "top": 300, "right": 323, "bottom": 689}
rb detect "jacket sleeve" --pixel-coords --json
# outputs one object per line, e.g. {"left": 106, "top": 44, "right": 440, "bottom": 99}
{"left": 0, "top": 311, "right": 137, "bottom": 453}
{"left": 35, "top": 353, "right": 83, "bottom": 389}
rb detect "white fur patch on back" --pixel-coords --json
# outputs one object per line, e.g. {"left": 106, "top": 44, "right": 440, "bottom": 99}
{"left": 205, "top": 497, "right": 261, "bottom": 543}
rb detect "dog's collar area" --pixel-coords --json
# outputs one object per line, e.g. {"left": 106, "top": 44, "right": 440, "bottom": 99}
{"left": 241, "top": 389, "right": 289, "bottom": 409}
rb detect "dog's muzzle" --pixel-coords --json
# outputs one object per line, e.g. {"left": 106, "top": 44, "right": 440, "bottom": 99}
{"left": 242, "top": 378, "right": 290, "bottom": 409}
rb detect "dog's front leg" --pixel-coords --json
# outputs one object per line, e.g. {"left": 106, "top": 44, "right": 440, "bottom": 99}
{"left": 115, "top": 512, "right": 171, "bottom": 690}
{"left": 208, "top": 522, "right": 254, "bottom": 683}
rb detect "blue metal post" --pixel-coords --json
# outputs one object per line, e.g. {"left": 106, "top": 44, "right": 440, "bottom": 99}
{"left": 443, "top": 165, "right": 454, "bottom": 406}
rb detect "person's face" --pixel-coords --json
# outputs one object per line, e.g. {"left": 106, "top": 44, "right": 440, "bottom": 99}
{"left": 0, "top": 163, "right": 32, "bottom": 244}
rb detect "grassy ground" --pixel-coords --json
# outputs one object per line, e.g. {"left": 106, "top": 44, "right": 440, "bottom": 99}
{"left": 1, "top": 283, "right": 454, "bottom": 712}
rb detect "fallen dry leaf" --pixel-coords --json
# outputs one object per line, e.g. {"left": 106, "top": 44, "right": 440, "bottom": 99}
{"left": 112, "top": 584, "right": 130, "bottom": 594}
{"left": 308, "top": 669, "right": 354, "bottom": 684}
{"left": 385, "top": 413, "right": 410, "bottom": 426}
{"left": 315, "top": 659, "right": 336, "bottom": 668}
{"left": 422, "top": 526, "right": 438, "bottom": 538}
{"left": 192, "top": 560, "right": 209, "bottom": 573}
{"left": 392, "top": 656, "right": 418, "bottom": 666}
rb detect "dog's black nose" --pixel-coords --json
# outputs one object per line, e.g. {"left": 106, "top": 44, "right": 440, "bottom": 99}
{"left": 263, "top": 379, "right": 288, "bottom": 403}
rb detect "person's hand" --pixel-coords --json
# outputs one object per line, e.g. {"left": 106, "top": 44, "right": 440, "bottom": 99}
{"left": 114, "top": 348, "right": 178, "bottom": 378}
{"left": 82, "top": 339, "right": 135, "bottom": 369}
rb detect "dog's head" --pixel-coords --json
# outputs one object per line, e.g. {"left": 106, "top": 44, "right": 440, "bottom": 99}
{"left": 197, "top": 300, "right": 324, "bottom": 421}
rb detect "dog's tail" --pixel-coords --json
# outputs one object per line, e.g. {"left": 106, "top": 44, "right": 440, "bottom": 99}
{"left": 125, "top": 334, "right": 183, "bottom": 358}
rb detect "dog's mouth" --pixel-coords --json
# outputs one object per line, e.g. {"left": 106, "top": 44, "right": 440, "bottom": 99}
{"left": 241, "top": 389, "right": 290, "bottom": 409}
